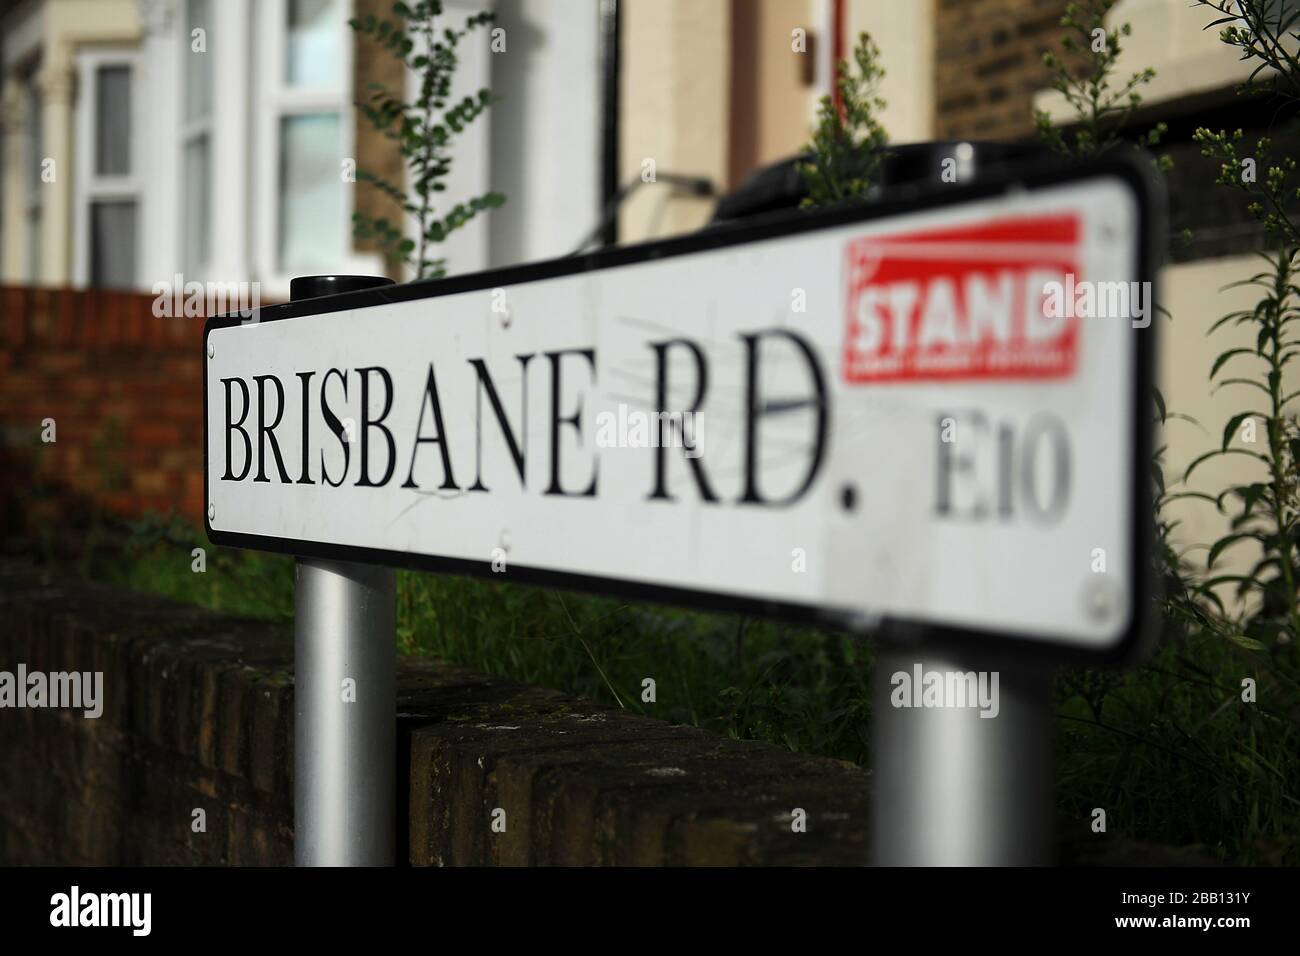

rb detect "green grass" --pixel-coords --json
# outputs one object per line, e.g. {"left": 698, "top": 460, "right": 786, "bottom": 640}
{"left": 1055, "top": 630, "right": 1300, "bottom": 863}
{"left": 89, "top": 512, "right": 1300, "bottom": 864}
{"left": 103, "top": 513, "right": 875, "bottom": 764}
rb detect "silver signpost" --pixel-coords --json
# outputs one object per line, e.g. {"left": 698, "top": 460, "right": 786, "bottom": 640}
{"left": 873, "top": 645, "right": 1054, "bottom": 865}
{"left": 204, "top": 155, "right": 1160, "bottom": 867}
{"left": 288, "top": 276, "right": 397, "bottom": 867}
{"left": 295, "top": 557, "right": 395, "bottom": 866}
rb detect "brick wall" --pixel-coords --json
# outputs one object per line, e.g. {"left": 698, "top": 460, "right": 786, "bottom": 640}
{"left": 0, "top": 560, "right": 872, "bottom": 866}
{"left": 933, "top": 0, "right": 1072, "bottom": 140}
{"left": 0, "top": 285, "right": 206, "bottom": 537}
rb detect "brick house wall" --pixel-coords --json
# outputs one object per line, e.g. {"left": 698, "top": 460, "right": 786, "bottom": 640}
{"left": 933, "top": 0, "right": 1073, "bottom": 140}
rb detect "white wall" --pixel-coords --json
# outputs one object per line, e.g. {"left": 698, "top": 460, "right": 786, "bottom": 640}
{"left": 486, "top": 0, "right": 602, "bottom": 267}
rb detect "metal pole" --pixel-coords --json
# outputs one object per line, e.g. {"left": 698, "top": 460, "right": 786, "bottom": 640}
{"left": 872, "top": 642, "right": 1054, "bottom": 865}
{"left": 289, "top": 275, "right": 397, "bottom": 867}
{"left": 295, "top": 558, "right": 395, "bottom": 865}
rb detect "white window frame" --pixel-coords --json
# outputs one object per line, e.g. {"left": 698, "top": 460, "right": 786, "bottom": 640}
{"left": 22, "top": 66, "right": 44, "bottom": 283}
{"left": 178, "top": 0, "right": 216, "bottom": 278}
{"left": 72, "top": 47, "right": 143, "bottom": 288}
{"left": 253, "top": 0, "right": 364, "bottom": 298}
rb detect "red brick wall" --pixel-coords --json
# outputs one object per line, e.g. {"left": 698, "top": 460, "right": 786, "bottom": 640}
{"left": 0, "top": 285, "right": 206, "bottom": 536}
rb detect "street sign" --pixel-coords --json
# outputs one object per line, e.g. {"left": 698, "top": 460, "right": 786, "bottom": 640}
{"left": 205, "top": 156, "right": 1159, "bottom": 658}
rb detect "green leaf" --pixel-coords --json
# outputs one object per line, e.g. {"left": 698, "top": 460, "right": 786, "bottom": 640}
{"left": 1151, "top": 460, "right": 1165, "bottom": 496}
{"left": 1213, "top": 377, "right": 1272, "bottom": 397}
{"left": 1256, "top": 324, "right": 1276, "bottom": 356}
{"left": 1222, "top": 412, "right": 1255, "bottom": 450}
{"left": 1184, "top": 447, "right": 1269, "bottom": 482}
{"left": 1201, "top": 574, "right": 1266, "bottom": 591}
{"left": 1226, "top": 633, "right": 1268, "bottom": 651}
{"left": 1237, "top": 482, "right": 1272, "bottom": 519}
{"left": 1210, "top": 347, "right": 1253, "bottom": 379}
{"left": 1207, "top": 533, "right": 1253, "bottom": 568}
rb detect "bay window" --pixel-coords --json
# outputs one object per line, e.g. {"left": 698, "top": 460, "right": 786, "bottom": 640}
{"left": 255, "top": 0, "right": 354, "bottom": 284}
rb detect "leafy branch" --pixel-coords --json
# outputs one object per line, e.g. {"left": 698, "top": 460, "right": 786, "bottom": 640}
{"left": 350, "top": 0, "right": 505, "bottom": 279}
{"left": 1187, "top": 1, "right": 1300, "bottom": 648}
{"left": 1186, "top": 246, "right": 1300, "bottom": 643}
{"left": 1034, "top": 0, "right": 1169, "bottom": 164}
{"left": 1195, "top": 0, "right": 1300, "bottom": 102}
{"left": 798, "top": 32, "right": 889, "bottom": 208}
{"left": 1195, "top": 129, "right": 1300, "bottom": 245}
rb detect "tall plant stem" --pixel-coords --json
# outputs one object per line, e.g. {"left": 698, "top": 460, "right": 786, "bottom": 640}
{"left": 415, "top": 16, "right": 435, "bottom": 279}
{"left": 1267, "top": 249, "right": 1300, "bottom": 641}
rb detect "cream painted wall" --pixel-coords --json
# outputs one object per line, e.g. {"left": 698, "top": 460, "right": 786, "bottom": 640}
{"left": 1034, "top": 0, "right": 1288, "bottom": 122}
{"left": 1158, "top": 253, "right": 1300, "bottom": 605}
{"left": 845, "top": 0, "right": 934, "bottom": 144}
{"left": 619, "top": 0, "right": 730, "bottom": 242}
{"left": 742, "top": 0, "right": 816, "bottom": 176}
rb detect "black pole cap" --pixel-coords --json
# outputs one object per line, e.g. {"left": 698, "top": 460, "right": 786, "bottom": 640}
{"left": 290, "top": 274, "right": 396, "bottom": 303}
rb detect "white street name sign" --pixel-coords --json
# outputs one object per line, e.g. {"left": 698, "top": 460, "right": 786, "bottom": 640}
{"left": 205, "top": 158, "right": 1159, "bottom": 656}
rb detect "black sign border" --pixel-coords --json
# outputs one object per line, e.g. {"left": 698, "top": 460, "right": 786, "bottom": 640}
{"left": 204, "top": 151, "right": 1163, "bottom": 666}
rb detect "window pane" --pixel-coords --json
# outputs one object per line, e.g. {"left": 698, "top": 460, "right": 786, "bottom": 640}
{"left": 183, "top": 135, "right": 211, "bottom": 273}
{"left": 278, "top": 112, "right": 342, "bottom": 273}
{"left": 286, "top": 0, "right": 339, "bottom": 88}
{"left": 185, "top": 0, "right": 213, "bottom": 122}
{"left": 95, "top": 66, "right": 132, "bottom": 176}
{"left": 90, "top": 200, "right": 138, "bottom": 289}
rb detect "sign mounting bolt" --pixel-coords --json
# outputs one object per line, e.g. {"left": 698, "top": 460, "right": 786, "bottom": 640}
{"left": 208, "top": 503, "right": 215, "bottom": 521}
{"left": 1083, "top": 577, "right": 1117, "bottom": 623}
{"left": 207, "top": 342, "right": 215, "bottom": 359}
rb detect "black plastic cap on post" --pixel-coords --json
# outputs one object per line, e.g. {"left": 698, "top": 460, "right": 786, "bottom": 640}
{"left": 290, "top": 274, "right": 396, "bottom": 303}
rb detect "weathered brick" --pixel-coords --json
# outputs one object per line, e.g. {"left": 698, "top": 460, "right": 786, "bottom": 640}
{"left": 935, "top": 0, "right": 1073, "bottom": 140}
{"left": 0, "top": 559, "right": 879, "bottom": 867}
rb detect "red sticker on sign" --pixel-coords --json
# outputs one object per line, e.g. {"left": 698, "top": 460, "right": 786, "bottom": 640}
{"left": 842, "top": 214, "right": 1082, "bottom": 383}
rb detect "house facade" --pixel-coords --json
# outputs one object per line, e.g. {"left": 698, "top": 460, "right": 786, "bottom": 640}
{"left": 0, "top": 0, "right": 610, "bottom": 299}
{"left": 1, "top": 0, "right": 1294, "bottom": 591}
